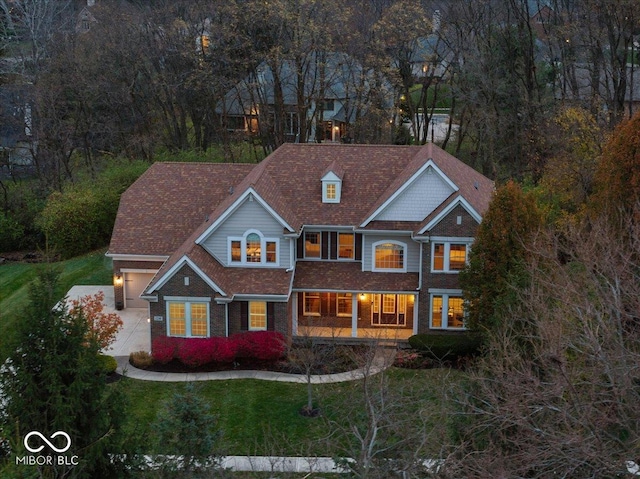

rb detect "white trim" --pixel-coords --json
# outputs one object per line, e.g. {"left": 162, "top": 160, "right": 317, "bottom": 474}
{"left": 322, "top": 180, "right": 341, "bottom": 203}
{"left": 195, "top": 188, "right": 294, "bottom": 245}
{"left": 428, "top": 288, "right": 463, "bottom": 294}
{"left": 106, "top": 253, "right": 169, "bottom": 262}
{"left": 120, "top": 268, "right": 159, "bottom": 274}
{"left": 164, "top": 296, "right": 212, "bottom": 302}
{"left": 291, "top": 293, "right": 298, "bottom": 336}
{"left": 248, "top": 300, "right": 267, "bottom": 331}
{"left": 429, "top": 291, "right": 467, "bottom": 331}
{"left": 371, "top": 240, "right": 408, "bottom": 273}
{"left": 233, "top": 294, "right": 289, "bottom": 301}
{"left": 429, "top": 236, "right": 475, "bottom": 243}
{"left": 227, "top": 229, "right": 280, "bottom": 266}
{"left": 166, "top": 300, "right": 211, "bottom": 338}
{"left": 146, "top": 256, "right": 226, "bottom": 296}
{"left": 419, "top": 196, "right": 482, "bottom": 234}
{"left": 430, "top": 241, "right": 470, "bottom": 273}
{"left": 360, "top": 160, "right": 458, "bottom": 227}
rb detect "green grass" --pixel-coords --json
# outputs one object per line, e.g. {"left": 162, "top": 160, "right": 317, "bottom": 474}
{"left": 0, "top": 249, "right": 113, "bottom": 347}
{"left": 119, "top": 366, "right": 462, "bottom": 456}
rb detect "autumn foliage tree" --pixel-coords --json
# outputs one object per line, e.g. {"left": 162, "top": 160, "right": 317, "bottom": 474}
{"left": 440, "top": 212, "right": 640, "bottom": 479}
{"left": 591, "top": 109, "right": 640, "bottom": 223}
{"left": 459, "top": 181, "right": 544, "bottom": 334}
{"left": 67, "top": 291, "right": 123, "bottom": 351}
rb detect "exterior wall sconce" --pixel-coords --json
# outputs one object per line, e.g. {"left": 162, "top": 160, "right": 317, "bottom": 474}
{"left": 114, "top": 273, "right": 123, "bottom": 287}
{"left": 359, "top": 293, "right": 366, "bottom": 301}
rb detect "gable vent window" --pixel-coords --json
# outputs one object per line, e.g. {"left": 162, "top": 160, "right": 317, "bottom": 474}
{"left": 321, "top": 169, "right": 342, "bottom": 203}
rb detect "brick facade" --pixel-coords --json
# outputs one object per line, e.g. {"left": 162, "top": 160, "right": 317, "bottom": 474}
{"left": 112, "top": 259, "right": 164, "bottom": 310}
{"left": 147, "top": 262, "right": 290, "bottom": 349}
{"left": 416, "top": 207, "right": 479, "bottom": 334}
{"left": 149, "top": 264, "right": 223, "bottom": 345}
{"left": 428, "top": 205, "right": 479, "bottom": 238}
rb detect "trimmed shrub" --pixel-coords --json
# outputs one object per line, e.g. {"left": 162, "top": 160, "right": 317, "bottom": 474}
{"left": 209, "top": 337, "right": 237, "bottom": 363}
{"left": 408, "top": 333, "right": 483, "bottom": 361}
{"left": 129, "top": 350, "right": 153, "bottom": 369}
{"left": 177, "top": 338, "right": 214, "bottom": 368}
{"left": 152, "top": 336, "right": 183, "bottom": 364}
{"left": 97, "top": 354, "right": 118, "bottom": 374}
{"left": 235, "top": 331, "right": 286, "bottom": 361}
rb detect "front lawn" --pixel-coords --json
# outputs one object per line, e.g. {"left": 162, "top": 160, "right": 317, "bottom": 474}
{"left": 118, "top": 366, "right": 462, "bottom": 457}
{"left": 0, "top": 249, "right": 113, "bottom": 350}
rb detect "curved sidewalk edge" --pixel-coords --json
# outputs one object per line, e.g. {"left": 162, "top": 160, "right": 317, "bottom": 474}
{"left": 115, "top": 349, "right": 395, "bottom": 384}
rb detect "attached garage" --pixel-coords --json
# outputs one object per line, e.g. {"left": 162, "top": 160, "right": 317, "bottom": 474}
{"left": 124, "top": 272, "right": 156, "bottom": 309}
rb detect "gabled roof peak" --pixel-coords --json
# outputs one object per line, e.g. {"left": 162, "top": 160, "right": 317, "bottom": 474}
{"left": 322, "top": 159, "right": 344, "bottom": 180}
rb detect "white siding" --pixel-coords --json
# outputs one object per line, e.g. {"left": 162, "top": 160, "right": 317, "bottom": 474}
{"left": 362, "top": 234, "right": 420, "bottom": 272}
{"left": 376, "top": 167, "right": 454, "bottom": 221}
{"left": 202, "top": 197, "right": 291, "bottom": 268}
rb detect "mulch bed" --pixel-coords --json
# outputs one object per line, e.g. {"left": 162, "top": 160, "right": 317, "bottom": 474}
{"left": 132, "top": 345, "right": 364, "bottom": 375}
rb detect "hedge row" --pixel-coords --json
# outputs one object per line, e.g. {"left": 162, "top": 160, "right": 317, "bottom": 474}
{"left": 152, "top": 331, "right": 286, "bottom": 368}
{"left": 408, "top": 333, "right": 483, "bottom": 360}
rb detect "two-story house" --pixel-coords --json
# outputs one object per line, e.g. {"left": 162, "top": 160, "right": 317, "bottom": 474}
{"left": 107, "top": 143, "right": 493, "bottom": 347}
{"left": 218, "top": 53, "right": 385, "bottom": 144}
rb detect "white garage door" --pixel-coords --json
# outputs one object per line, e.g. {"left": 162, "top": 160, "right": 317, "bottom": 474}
{"left": 124, "top": 272, "right": 156, "bottom": 309}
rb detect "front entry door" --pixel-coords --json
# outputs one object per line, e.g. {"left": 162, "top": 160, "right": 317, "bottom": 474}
{"left": 371, "top": 294, "right": 406, "bottom": 326}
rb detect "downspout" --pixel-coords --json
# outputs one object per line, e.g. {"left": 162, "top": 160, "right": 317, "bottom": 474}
{"left": 225, "top": 303, "right": 229, "bottom": 337}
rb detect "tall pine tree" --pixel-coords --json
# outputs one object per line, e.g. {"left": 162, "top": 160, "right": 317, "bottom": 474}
{"left": 0, "top": 267, "right": 129, "bottom": 478}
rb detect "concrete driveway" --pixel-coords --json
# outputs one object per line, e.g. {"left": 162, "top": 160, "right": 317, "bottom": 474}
{"left": 64, "top": 285, "right": 150, "bottom": 356}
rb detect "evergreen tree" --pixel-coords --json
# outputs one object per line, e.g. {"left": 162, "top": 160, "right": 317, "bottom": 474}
{"left": 460, "top": 181, "right": 543, "bottom": 335}
{"left": 0, "top": 267, "right": 128, "bottom": 478}
{"left": 153, "top": 383, "right": 222, "bottom": 477}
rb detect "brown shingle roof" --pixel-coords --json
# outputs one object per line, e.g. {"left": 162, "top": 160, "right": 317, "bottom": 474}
{"left": 293, "top": 261, "right": 419, "bottom": 292}
{"left": 114, "top": 143, "right": 493, "bottom": 298}
{"left": 108, "top": 162, "right": 255, "bottom": 256}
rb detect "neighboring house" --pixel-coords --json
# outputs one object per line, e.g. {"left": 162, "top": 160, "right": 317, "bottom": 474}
{"left": 218, "top": 53, "right": 385, "bottom": 144}
{"left": 107, "top": 143, "right": 493, "bottom": 347}
{"left": 0, "top": 85, "right": 35, "bottom": 173}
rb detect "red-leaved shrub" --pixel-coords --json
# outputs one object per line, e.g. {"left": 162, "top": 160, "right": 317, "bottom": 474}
{"left": 210, "top": 337, "right": 237, "bottom": 363}
{"left": 152, "top": 331, "right": 285, "bottom": 368}
{"left": 235, "top": 331, "right": 286, "bottom": 361}
{"left": 177, "top": 338, "right": 213, "bottom": 368}
{"left": 152, "top": 336, "right": 183, "bottom": 364}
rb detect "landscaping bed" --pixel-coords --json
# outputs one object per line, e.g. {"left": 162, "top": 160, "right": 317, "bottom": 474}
{"left": 130, "top": 334, "right": 364, "bottom": 375}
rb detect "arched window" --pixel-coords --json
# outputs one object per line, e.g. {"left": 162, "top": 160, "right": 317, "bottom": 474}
{"left": 372, "top": 241, "right": 406, "bottom": 271}
{"left": 246, "top": 233, "right": 261, "bottom": 262}
{"left": 229, "top": 230, "right": 279, "bottom": 266}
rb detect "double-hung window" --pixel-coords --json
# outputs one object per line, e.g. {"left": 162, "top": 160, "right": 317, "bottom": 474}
{"left": 167, "top": 299, "right": 210, "bottom": 337}
{"left": 249, "top": 301, "right": 267, "bottom": 330}
{"left": 430, "top": 292, "right": 465, "bottom": 330}
{"left": 432, "top": 242, "right": 469, "bottom": 272}
{"left": 304, "top": 232, "right": 321, "bottom": 258}
{"left": 338, "top": 233, "right": 354, "bottom": 259}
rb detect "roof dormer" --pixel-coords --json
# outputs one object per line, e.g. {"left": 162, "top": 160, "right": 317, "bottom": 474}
{"left": 321, "top": 161, "right": 343, "bottom": 203}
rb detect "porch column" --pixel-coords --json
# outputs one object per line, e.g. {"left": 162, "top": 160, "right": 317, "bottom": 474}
{"left": 351, "top": 294, "right": 358, "bottom": 337}
{"left": 291, "top": 293, "right": 298, "bottom": 336}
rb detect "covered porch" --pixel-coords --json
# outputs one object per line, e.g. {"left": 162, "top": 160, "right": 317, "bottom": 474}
{"left": 294, "top": 291, "right": 416, "bottom": 340}
{"left": 291, "top": 262, "right": 420, "bottom": 342}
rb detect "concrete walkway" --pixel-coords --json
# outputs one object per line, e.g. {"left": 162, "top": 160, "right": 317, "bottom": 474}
{"left": 64, "top": 285, "right": 396, "bottom": 383}
{"left": 115, "top": 347, "right": 395, "bottom": 383}
{"left": 65, "top": 285, "right": 150, "bottom": 355}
